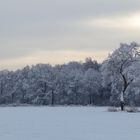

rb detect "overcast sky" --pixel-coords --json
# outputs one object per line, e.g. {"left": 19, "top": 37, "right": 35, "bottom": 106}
{"left": 1, "top": 0, "right": 140, "bottom": 70}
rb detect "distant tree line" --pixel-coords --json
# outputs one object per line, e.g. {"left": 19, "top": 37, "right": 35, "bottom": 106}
{"left": 0, "top": 42, "right": 140, "bottom": 106}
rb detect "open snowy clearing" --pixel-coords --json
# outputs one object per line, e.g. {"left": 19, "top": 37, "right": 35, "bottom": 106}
{"left": 0, "top": 107, "right": 140, "bottom": 140}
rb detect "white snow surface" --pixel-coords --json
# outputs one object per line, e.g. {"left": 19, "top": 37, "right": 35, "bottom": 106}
{"left": 0, "top": 106, "right": 140, "bottom": 140}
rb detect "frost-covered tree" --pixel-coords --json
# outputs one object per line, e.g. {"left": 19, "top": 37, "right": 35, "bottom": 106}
{"left": 57, "top": 62, "right": 84, "bottom": 105}
{"left": 102, "top": 42, "right": 140, "bottom": 110}
{"left": 84, "top": 57, "right": 100, "bottom": 71}
{"left": 83, "top": 69, "right": 102, "bottom": 105}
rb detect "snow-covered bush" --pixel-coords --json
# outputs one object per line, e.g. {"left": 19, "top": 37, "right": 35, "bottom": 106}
{"left": 125, "top": 107, "right": 139, "bottom": 113}
{"left": 107, "top": 107, "right": 119, "bottom": 112}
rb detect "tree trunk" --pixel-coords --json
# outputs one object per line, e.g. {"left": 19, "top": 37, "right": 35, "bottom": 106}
{"left": 75, "top": 92, "right": 78, "bottom": 105}
{"left": 0, "top": 82, "right": 3, "bottom": 95}
{"left": 120, "top": 101, "right": 124, "bottom": 111}
{"left": 120, "top": 73, "right": 127, "bottom": 111}
{"left": 51, "top": 90, "right": 54, "bottom": 106}
{"left": 11, "top": 93, "right": 15, "bottom": 103}
{"left": 120, "top": 92, "right": 124, "bottom": 111}
{"left": 89, "top": 94, "right": 94, "bottom": 105}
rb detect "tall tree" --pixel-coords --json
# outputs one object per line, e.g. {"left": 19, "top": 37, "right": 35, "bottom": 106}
{"left": 83, "top": 69, "right": 102, "bottom": 105}
{"left": 102, "top": 42, "right": 140, "bottom": 110}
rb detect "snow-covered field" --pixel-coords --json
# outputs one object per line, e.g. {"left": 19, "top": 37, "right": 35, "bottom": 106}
{"left": 0, "top": 107, "right": 140, "bottom": 140}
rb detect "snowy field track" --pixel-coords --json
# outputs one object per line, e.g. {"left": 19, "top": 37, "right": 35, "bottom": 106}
{"left": 0, "top": 107, "right": 140, "bottom": 140}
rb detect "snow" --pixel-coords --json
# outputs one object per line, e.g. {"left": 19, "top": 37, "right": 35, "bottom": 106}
{"left": 0, "top": 107, "right": 140, "bottom": 140}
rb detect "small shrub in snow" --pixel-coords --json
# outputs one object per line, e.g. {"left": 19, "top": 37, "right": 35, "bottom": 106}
{"left": 125, "top": 107, "right": 139, "bottom": 113}
{"left": 108, "top": 107, "right": 118, "bottom": 112}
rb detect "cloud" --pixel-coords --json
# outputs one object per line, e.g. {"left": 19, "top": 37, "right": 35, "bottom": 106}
{"left": 0, "top": 0, "right": 140, "bottom": 69}
{"left": 81, "top": 13, "right": 140, "bottom": 29}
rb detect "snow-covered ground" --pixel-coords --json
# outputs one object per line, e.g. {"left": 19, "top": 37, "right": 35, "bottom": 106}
{"left": 0, "top": 106, "right": 140, "bottom": 140}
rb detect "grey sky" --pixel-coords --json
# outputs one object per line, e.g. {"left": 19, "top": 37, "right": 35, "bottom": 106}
{"left": 0, "top": 0, "right": 140, "bottom": 70}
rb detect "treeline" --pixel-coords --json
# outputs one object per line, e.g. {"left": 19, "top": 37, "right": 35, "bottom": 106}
{"left": 0, "top": 58, "right": 109, "bottom": 105}
{"left": 0, "top": 42, "right": 140, "bottom": 106}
